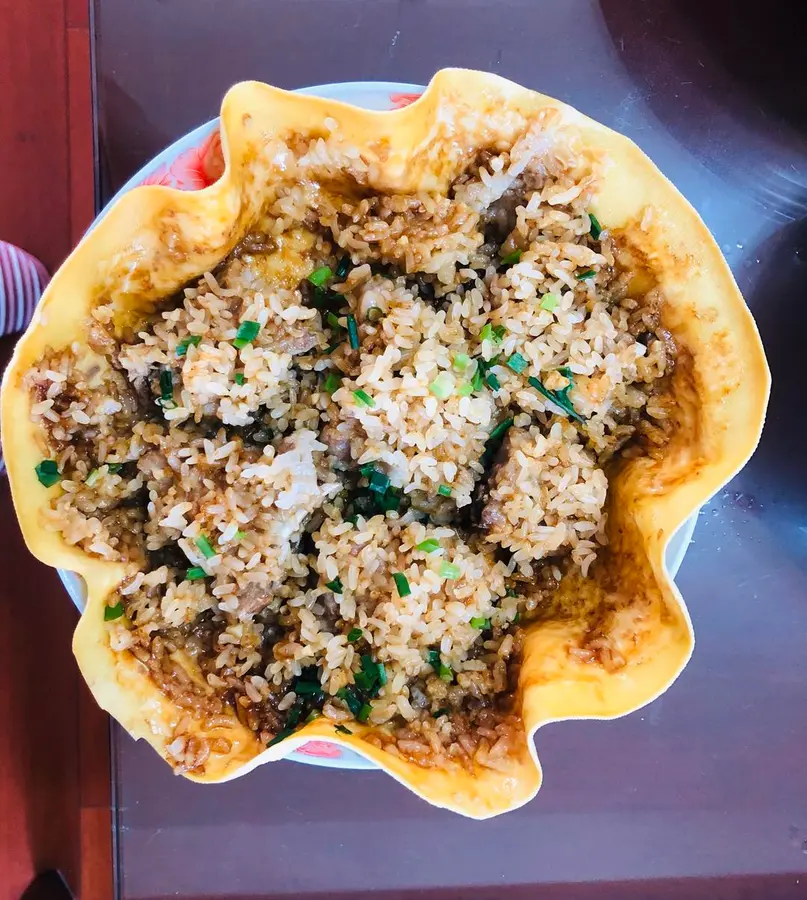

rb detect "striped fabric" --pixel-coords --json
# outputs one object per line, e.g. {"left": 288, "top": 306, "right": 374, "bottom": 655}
{"left": 0, "top": 242, "right": 49, "bottom": 473}
{"left": 0, "top": 241, "right": 48, "bottom": 337}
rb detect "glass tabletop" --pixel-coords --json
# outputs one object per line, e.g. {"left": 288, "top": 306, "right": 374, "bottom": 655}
{"left": 94, "top": 1, "right": 807, "bottom": 896}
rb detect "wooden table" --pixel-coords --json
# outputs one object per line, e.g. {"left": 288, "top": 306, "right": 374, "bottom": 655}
{"left": 3, "top": 0, "right": 807, "bottom": 897}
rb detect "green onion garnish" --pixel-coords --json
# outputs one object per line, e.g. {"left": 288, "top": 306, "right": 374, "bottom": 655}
{"left": 513, "top": 612, "right": 521, "bottom": 624}
{"left": 360, "top": 462, "right": 378, "bottom": 478}
{"left": 337, "top": 686, "right": 363, "bottom": 716}
{"left": 186, "top": 566, "right": 207, "bottom": 581}
{"left": 377, "top": 662, "right": 387, "bottom": 686}
{"left": 233, "top": 320, "right": 261, "bottom": 349}
{"left": 346, "top": 314, "right": 360, "bottom": 350}
{"left": 104, "top": 601, "right": 124, "bottom": 621}
{"left": 416, "top": 538, "right": 440, "bottom": 553}
{"left": 195, "top": 534, "right": 216, "bottom": 559}
{"left": 234, "top": 530, "right": 246, "bottom": 541}
{"left": 488, "top": 417, "right": 514, "bottom": 443}
{"left": 368, "top": 470, "right": 390, "bottom": 494}
{"left": 159, "top": 368, "right": 175, "bottom": 408}
{"left": 326, "top": 311, "right": 342, "bottom": 330}
{"left": 357, "top": 703, "right": 372, "bottom": 723}
{"left": 326, "top": 578, "right": 343, "bottom": 593}
{"left": 84, "top": 469, "right": 101, "bottom": 488}
{"left": 506, "top": 352, "right": 528, "bottom": 374}
{"left": 234, "top": 372, "right": 245, "bottom": 385}
{"left": 106, "top": 463, "right": 123, "bottom": 473}
{"left": 470, "top": 616, "right": 490, "bottom": 629}
{"left": 325, "top": 338, "right": 343, "bottom": 354}
{"left": 437, "top": 484, "right": 452, "bottom": 497}
{"left": 347, "top": 627, "right": 363, "bottom": 642}
{"left": 453, "top": 353, "right": 471, "bottom": 373}
{"left": 35, "top": 459, "right": 60, "bottom": 487}
{"left": 268, "top": 727, "right": 294, "bottom": 747}
{"left": 308, "top": 266, "right": 333, "bottom": 286}
{"left": 334, "top": 724, "right": 353, "bottom": 735}
{"left": 439, "top": 561, "right": 461, "bottom": 580}
{"left": 176, "top": 335, "right": 201, "bottom": 356}
{"left": 576, "top": 269, "right": 596, "bottom": 281}
{"left": 433, "top": 708, "right": 450, "bottom": 718}
{"left": 295, "top": 680, "right": 323, "bottom": 696}
{"left": 335, "top": 257, "right": 351, "bottom": 279}
{"left": 393, "top": 572, "right": 411, "bottom": 597}
{"left": 438, "top": 663, "right": 453, "bottom": 682}
{"left": 428, "top": 371, "right": 454, "bottom": 399}
{"left": 485, "top": 372, "right": 501, "bottom": 391}
{"left": 500, "top": 249, "right": 522, "bottom": 265}
{"left": 480, "top": 323, "right": 505, "bottom": 343}
{"left": 540, "top": 292, "right": 560, "bottom": 312}
{"left": 588, "top": 213, "right": 603, "bottom": 240}
{"left": 456, "top": 382, "right": 474, "bottom": 397}
{"left": 528, "top": 376, "right": 584, "bottom": 424}
{"left": 305, "top": 710, "right": 322, "bottom": 723}
{"left": 366, "top": 307, "right": 384, "bottom": 323}
{"left": 323, "top": 372, "right": 342, "bottom": 395}
{"left": 353, "top": 389, "right": 375, "bottom": 408}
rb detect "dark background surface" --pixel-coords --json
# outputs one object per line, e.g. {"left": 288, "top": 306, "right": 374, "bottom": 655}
{"left": 91, "top": 0, "right": 807, "bottom": 897}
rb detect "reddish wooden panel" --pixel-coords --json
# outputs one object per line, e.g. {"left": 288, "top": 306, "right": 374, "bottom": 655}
{"left": 67, "top": 27, "right": 96, "bottom": 244}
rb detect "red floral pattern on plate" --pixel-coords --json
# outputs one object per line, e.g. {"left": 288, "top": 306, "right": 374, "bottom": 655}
{"left": 296, "top": 741, "right": 343, "bottom": 759}
{"left": 138, "top": 129, "right": 224, "bottom": 190}
{"left": 389, "top": 92, "right": 423, "bottom": 109}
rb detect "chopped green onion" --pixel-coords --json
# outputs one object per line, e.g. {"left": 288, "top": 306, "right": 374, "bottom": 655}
{"left": 104, "top": 601, "right": 124, "bottom": 621}
{"left": 346, "top": 314, "right": 360, "bottom": 350}
{"left": 485, "top": 372, "right": 501, "bottom": 391}
{"left": 437, "top": 484, "right": 452, "bottom": 497}
{"left": 337, "top": 685, "right": 363, "bottom": 716}
{"left": 470, "top": 616, "right": 490, "bottom": 629}
{"left": 186, "top": 566, "right": 207, "bottom": 581}
{"left": 376, "top": 662, "right": 387, "bottom": 686}
{"left": 234, "top": 372, "right": 245, "bottom": 385}
{"left": 378, "top": 489, "right": 401, "bottom": 512}
{"left": 234, "top": 530, "right": 246, "bottom": 541}
{"left": 366, "top": 307, "right": 384, "bottom": 323}
{"left": 334, "top": 724, "right": 353, "bottom": 735}
{"left": 359, "top": 462, "right": 378, "bottom": 478}
{"left": 393, "top": 572, "right": 411, "bottom": 597}
{"left": 513, "top": 612, "right": 521, "bottom": 624}
{"left": 456, "top": 382, "right": 474, "bottom": 397}
{"left": 527, "top": 376, "right": 584, "bottom": 424}
{"left": 576, "top": 269, "right": 596, "bottom": 281}
{"left": 324, "top": 338, "right": 343, "bottom": 354}
{"left": 295, "top": 680, "right": 324, "bottom": 696}
{"left": 540, "top": 292, "right": 560, "bottom": 312}
{"left": 35, "top": 460, "right": 60, "bottom": 487}
{"left": 305, "top": 709, "right": 322, "bottom": 723}
{"left": 453, "top": 353, "right": 471, "bottom": 373}
{"left": 500, "top": 249, "right": 522, "bottom": 266}
{"left": 368, "top": 470, "right": 390, "bottom": 494}
{"left": 471, "top": 365, "right": 484, "bottom": 393}
{"left": 347, "top": 627, "right": 363, "bottom": 642}
{"left": 506, "top": 352, "right": 528, "bottom": 374}
{"left": 195, "top": 534, "right": 216, "bottom": 559}
{"left": 428, "top": 371, "right": 454, "bottom": 399}
{"left": 506, "top": 587, "right": 518, "bottom": 597}
{"left": 428, "top": 651, "right": 453, "bottom": 682}
{"left": 438, "top": 663, "right": 453, "bottom": 682}
{"left": 480, "top": 323, "right": 505, "bottom": 343}
{"left": 439, "top": 561, "right": 461, "bottom": 580}
{"left": 268, "top": 727, "right": 294, "bottom": 747}
{"left": 353, "top": 670, "right": 374, "bottom": 694}
{"left": 353, "top": 389, "right": 375, "bottom": 408}
{"left": 433, "top": 708, "right": 450, "bottom": 718}
{"left": 489, "top": 417, "right": 514, "bottom": 443}
{"left": 416, "top": 538, "right": 440, "bottom": 553}
{"left": 323, "top": 372, "right": 342, "bottom": 395}
{"left": 326, "top": 311, "right": 342, "bottom": 330}
{"left": 357, "top": 703, "right": 372, "bottom": 723}
{"left": 158, "top": 368, "right": 175, "bottom": 408}
{"left": 233, "top": 320, "right": 261, "bottom": 349}
{"left": 588, "top": 213, "right": 603, "bottom": 240}
{"left": 85, "top": 468, "right": 101, "bottom": 488}
{"left": 335, "top": 257, "right": 351, "bottom": 279}
{"left": 307, "top": 266, "right": 333, "bottom": 286}
{"left": 326, "top": 578, "right": 343, "bottom": 593}
{"left": 176, "top": 335, "right": 201, "bottom": 356}
{"left": 106, "top": 463, "right": 123, "bottom": 473}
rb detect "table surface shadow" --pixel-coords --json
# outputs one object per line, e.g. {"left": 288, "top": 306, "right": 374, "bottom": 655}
{"left": 93, "top": 0, "right": 807, "bottom": 897}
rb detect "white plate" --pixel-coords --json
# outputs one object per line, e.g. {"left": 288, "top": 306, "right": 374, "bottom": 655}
{"left": 58, "top": 81, "right": 698, "bottom": 770}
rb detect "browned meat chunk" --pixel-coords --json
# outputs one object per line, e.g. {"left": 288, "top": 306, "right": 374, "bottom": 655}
{"left": 237, "top": 582, "right": 274, "bottom": 616}
{"left": 320, "top": 418, "right": 359, "bottom": 463}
